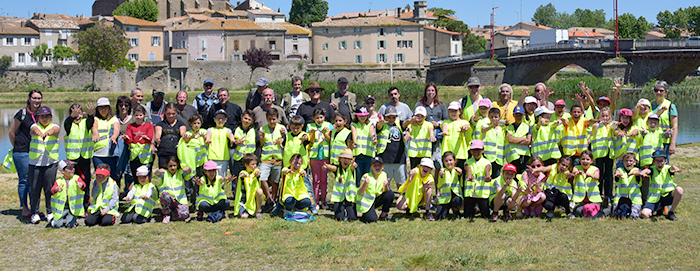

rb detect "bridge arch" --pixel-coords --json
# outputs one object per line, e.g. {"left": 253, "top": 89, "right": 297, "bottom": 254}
{"left": 651, "top": 60, "right": 700, "bottom": 84}
{"left": 441, "top": 71, "right": 471, "bottom": 86}
{"left": 515, "top": 60, "right": 605, "bottom": 85}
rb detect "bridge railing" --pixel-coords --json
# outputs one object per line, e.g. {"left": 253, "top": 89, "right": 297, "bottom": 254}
{"left": 430, "top": 51, "right": 490, "bottom": 64}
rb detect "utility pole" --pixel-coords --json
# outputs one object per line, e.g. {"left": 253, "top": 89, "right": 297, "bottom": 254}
{"left": 491, "top": 6, "right": 499, "bottom": 59}
{"left": 614, "top": 0, "right": 619, "bottom": 56}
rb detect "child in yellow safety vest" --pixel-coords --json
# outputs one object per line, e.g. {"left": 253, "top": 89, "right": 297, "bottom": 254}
{"left": 561, "top": 104, "right": 598, "bottom": 162}
{"left": 307, "top": 108, "right": 333, "bottom": 209}
{"left": 440, "top": 102, "right": 470, "bottom": 175}
{"left": 590, "top": 108, "right": 615, "bottom": 208}
{"left": 357, "top": 156, "right": 395, "bottom": 223}
{"left": 464, "top": 140, "right": 494, "bottom": 220}
{"left": 177, "top": 114, "right": 207, "bottom": 204}
{"left": 632, "top": 98, "right": 652, "bottom": 131}
{"left": 49, "top": 160, "right": 86, "bottom": 228}
{"left": 121, "top": 165, "right": 156, "bottom": 224}
{"left": 28, "top": 106, "right": 61, "bottom": 224}
{"left": 435, "top": 151, "right": 463, "bottom": 220}
{"left": 490, "top": 163, "right": 523, "bottom": 222}
{"left": 234, "top": 154, "right": 264, "bottom": 219}
{"left": 351, "top": 105, "right": 377, "bottom": 183}
{"left": 531, "top": 106, "right": 564, "bottom": 166}
{"left": 63, "top": 103, "right": 95, "bottom": 211}
{"left": 323, "top": 148, "right": 358, "bottom": 221}
{"left": 229, "top": 110, "right": 256, "bottom": 187}
{"left": 398, "top": 157, "right": 435, "bottom": 221}
{"left": 205, "top": 109, "right": 236, "bottom": 178}
{"left": 541, "top": 156, "right": 577, "bottom": 219}
{"left": 258, "top": 107, "right": 286, "bottom": 211}
{"left": 638, "top": 114, "right": 666, "bottom": 168}
{"left": 552, "top": 99, "right": 570, "bottom": 121}
{"left": 91, "top": 97, "right": 120, "bottom": 182}
{"left": 639, "top": 150, "right": 684, "bottom": 221}
{"left": 86, "top": 164, "right": 119, "bottom": 226}
{"left": 612, "top": 153, "right": 643, "bottom": 219}
{"left": 480, "top": 107, "right": 506, "bottom": 178}
{"left": 281, "top": 154, "right": 313, "bottom": 213}
{"left": 283, "top": 116, "right": 317, "bottom": 214}
{"left": 121, "top": 105, "right": 154, "bottom": 193}
{"left": 610, "top": 108, "right": 640, "bottom": 163}
{"left": 156, "top": 156, "right": 193, "bottom": 223}
{"left": 194, "top": 160, "right": 234, "bottom": 222}
{"left": 403, "top": 106, "right": 436, "bottom": 169}
{"left": 572, "top": 150, "right": 603, "bottom": 218}
{"left": 470, "top": 98, "right": 491, "bottom": 143}
{"left": 505, "top": 104, "right": 532, "bottom": 172}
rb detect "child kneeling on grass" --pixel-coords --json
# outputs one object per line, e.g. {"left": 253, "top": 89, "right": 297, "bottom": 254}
{"left": 397, "top": 157, "right": 435, "bottom": 221}
{"left": 121, "top": 166, "right": 156, "bottom": 224}
{"left": 613, "top": 153, "right": 643, "bottom": 219}
{"left": 49, "top": 160, "right": 85, "bottom": 228}
{"left": 234, "top": 154, "right": 264, "bottom": 219}
{"left": 86, "top": 164, "right": 119, "bottom": 227}
{"left": 639, "top": 150, "right": 684, "bottom": 221}
{"left": 357, "top": 157, "right": 395, "bottom": 223}
{"left": 280, "top": 154, "right": 312, "bottom": 213}
{"left": 156, "top": 156, "right": 192, "bottom": 223}
{"left": 490, "top": 163, "right": 523, "bottom": 222}
{"left": 324, "top": 148, "right": 358, "bottom": 221}
{"left": 194, "top": 160, "right": 234, "bottom": 223}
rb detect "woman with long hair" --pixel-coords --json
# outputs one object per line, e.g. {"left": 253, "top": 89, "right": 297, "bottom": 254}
{"left": 8, "top": 89, "right": 43, "bottom": 218}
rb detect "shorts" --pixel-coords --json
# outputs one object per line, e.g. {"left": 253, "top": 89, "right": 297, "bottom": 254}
{"left": 643, "top": 193, "right": 674, "bottom": 212}
{"left": 490, "top": 195, "right": 510, "bottom": 211}
{"left": 260, "top": 162, "right": 282, "bottom": 183}
{"left": 384, "top": 163, "right": 407, "bottom": 186}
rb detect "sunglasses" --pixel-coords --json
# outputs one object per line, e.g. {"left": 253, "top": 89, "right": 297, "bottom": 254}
{"left": 531, "top": 164, "right": 543, "bottom": 168}
{"left": 468, "top": 85, "right": 479, "bottom": 89}
{"left": 154, "top": 92, "right": 165, "bottom": 96}
{"left": 309, "top": 89, "right": 321, "bottom": 93}
{"left": 653, "top": 88, "right": 665, "bottom": 93}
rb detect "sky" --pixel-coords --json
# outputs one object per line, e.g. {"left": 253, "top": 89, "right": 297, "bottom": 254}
{"left": 0, "top": 0, "right": 698, "bottom": 28}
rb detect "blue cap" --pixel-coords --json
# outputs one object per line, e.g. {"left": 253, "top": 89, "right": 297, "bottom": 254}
{"left": 215, "top": 109, "right": 227, "bottom": 116}
{"left": 513, "top": 104, "right": 525, "bottom": 115}
{"left": 652, "top": 150, "right": 667, "bottom": 159}
{"left": 203, "top": 78, "right": 214, "bottom": 85}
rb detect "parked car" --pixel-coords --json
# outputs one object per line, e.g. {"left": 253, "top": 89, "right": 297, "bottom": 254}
{"left": 686, "top": 36, "right": 700, "bottom": 46}
{"left": 558, "top": 40, "right": 582, "bottom": 48}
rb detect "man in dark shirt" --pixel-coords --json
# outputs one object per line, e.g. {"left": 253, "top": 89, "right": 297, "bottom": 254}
{"left": 174, "top": 90, "right": 198, "bottom": 130}
{"left": 297, "top": 81, "right": 334, "bottom": 128}
{"left": 245, "top": 77, "right": 270, "bottom": 111}
{"left": 207, "top": 88, "right": 242, "bottom": 131}
{"left": 328, "top": 77, "right": 357, "bottom": 120}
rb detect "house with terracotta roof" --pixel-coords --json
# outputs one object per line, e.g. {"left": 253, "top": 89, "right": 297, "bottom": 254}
{"left": 25, "top": 14, "right": 80, "bottom": 64}
{"left": 568, "top": 30, "right": 605, "bottom": 43}
{"left": 0, "top": 26, "right": 40, "bottom": 67}
{"left": 568, "top": 27, "right": 615, "bottom": 39}
{"left": 234, "top": 0, "right": 285, "bottom": 22}
{"left": 166, "top": 19, "right": 227, "bottom": 61}
{"left": 424, "top": 26, "right": 461, "bottom": 58}
{"left": 311, "top": 17, "right": 423, "bottom": 66}
{"left": 212, "top": 10, "right": 248, "bottom": 20}
{"left": 257, "top": 22, "right": 311, "bottom": 60}
{"left": 114, "top": 16, "right": 165, "bottom": 64}
{"left": 492, "top": 30, "right": 530, "bottom": 49}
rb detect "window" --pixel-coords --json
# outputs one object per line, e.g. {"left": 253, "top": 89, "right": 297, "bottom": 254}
{"left": 232, "top": 54, "right": 242, "bottom": 61}
{"left": 395, "top": 53, "right": 405, "bottom": 63}
{"left": 425, "top": 47, "right": 430, "bottom": 54}
{"left": 149, "top": 52, "right": 155, "bottom": 61}
{"left": 182, "top": 32, "right": 185, "bottom": 37}
{"left": 338, "top": 41, "right": 347, "bottom": 49}
{"left": 378, "top": 28, "right": 385, "bottom": 36}
{"left": 269, "top": 40, "right": 276, "bottom": 50}
{"left": 292, "top": 35, "right": 298, "bottom": 41}
{"left": 58, "top": 40, "right": 67, "bottom": 46}
{"left": 340, "top": 28, "right": 345, "bottom": 33}
{"left": 250, "top": 40, "right": 256, "bottom": 48}
{"left": 126, "top": 26, "right": 138, "bottom": 32}
{"left": 397, "top": 40, "right": 413, "bottom": 48}
{"left": 455, "top": 44, "right": 459, "bottom": 53}
{"left": 322, "top": 56, "right": 328, "bottom": 63}
{"left": 128, "top": 53, "right": 139, "bottom": 61}
{"left": 18, "top": 53, "right": 25, "bottom": 63}
{"left": 24, "top": 38, "right": 31, "bottom": 46}
{"left": 353, "top": 41, "right": 362, "bottom": 49}
{"left": 129, "top": 38, "right": 139, "bottom": 47}
{"left": 45, "top": 30, "right": 52, "bottom": 36}
{"left": 292, "top": 44, "right": 298, "bottom": 53}
{"left": 354, "top": 27, "right": 362, "bottom": 32}
{"left": 151, "top": 36, "right": 161, "bottom": 46}
{"left": 396, "top": 27, "right": 404, "bottom": 36}
{"left": 201, "top": 39, "right": 207, "bottom": 49}
{"left": 322, "top": 28, "right": 329, "bottom": 33}
{"left": 47, "top": 40, "right": 52, "bottom": 48}
{"left": 201, "top": 54, "right": 207, "bottom": 60}
{"left": 377, "top": 53, "right": 387, "bottom": 63}
{"left": 355, "top": 55, "right": 362, "bottom": 64}
{"left": 378, "top": 40, "right": 386, "bottom": 49}
{"left": 452, "top": 35, "right": 460, "bottom": 41}
{"left": 234, "top": 40, "right": 240, "bottom": 50}
{"left": 322, "top": 43, "right": 328, "bottom": 50}
{"left": 180, "top": 40, "right": 187, "bottom": 49}
{"left": 5, "top": 38, "right": 13, "bottom": 46}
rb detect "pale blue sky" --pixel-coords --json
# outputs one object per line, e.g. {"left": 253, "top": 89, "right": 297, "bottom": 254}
{"left": 0, "top": 0, "right": 697, "bottom": 28}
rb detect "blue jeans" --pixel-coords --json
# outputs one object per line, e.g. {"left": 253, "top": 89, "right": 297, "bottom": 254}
{"left": 12, "top": 152, "right": 29, "bottom": 208}
{"left": 92, "top": 156, "right": 119, "bottom": 183}
{"left": 355, "top": 155, "right": 372, "bottom": 185}
{"left": 116, "top": 139, "right": 130, "bottom": 185}
{"left": 284, "top": 197, "right": 311, "bottom": 211}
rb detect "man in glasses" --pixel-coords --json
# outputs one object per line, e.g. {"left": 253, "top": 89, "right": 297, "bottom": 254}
{"left": 458, "top": 77, "right": 484, "bottom": 121}
{"left": 193, "top": 78, "right": 218, "bottom": 121}
{"left": 297, "top": 81, "right": 335, "bottom": 127}
{"left": 378, "top": 86, "right": 413, "bottom": 122}
{"left": 280, "top": 76, "right": 310, "bottom": 117}
{"left": 146, "top": 89, "right": 167, "bottom": 124}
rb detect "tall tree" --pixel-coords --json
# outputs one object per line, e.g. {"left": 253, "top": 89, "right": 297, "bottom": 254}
{"left": 74, "top": 22, "right": 134, "bottom": 91}
{"left": 289, "top": 0, "right": 329, "bottom": 27}
{"left": 463, "top": 33, "right": 487, "bottom": 53}
{"left": 532, "top": 3, "right": 560, "bottom": 28}
{"left": 113, "top": 0, "right": 159, "bottom": 22}
{"left": 615, "top": 13, "right": 653, "bottom": 39}
{"left": 243, "top": 47, "right": 272, "bottom": 85}
{"left": 573, "top": 8, "right": 607, "bottom": 28}
{"left": 657, "top": 9, "right": 688, "bottom": 38}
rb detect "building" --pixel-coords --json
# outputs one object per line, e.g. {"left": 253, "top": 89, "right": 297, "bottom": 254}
{"left": 424, "top": 26, "right": 461, "bottom": 58}
{"left": 25, "top": 14, "right": 80, "bottom": 64}
{"left": 568, "top": 27, "right": 615, "bottom": 40}
{"left": 311, "top": 17, "right": 423, "bottom": 66}
{"left": 257, "top": 22, "right": 311, "bottom": 60}
{"left": 166, "top": 19, "right": 227, "bottom": 61}
{"left": 0, "top": 26, "right": 40, "bottom": 67}
{"left": 92, "top": 0, "right": 234, "bottom": 21}
{"left": 568, "top": 30, "right": 605, "bottom": 44}
{"left": 222, "top": 19, "right": 284, "bottom": 60}
{"left": 234, "top": 0, "right": 285, "bottom": 22}
{"left": 114, "top": 16, "right": 165, "bottom": 64}
{"left": 492, "top": 30, "right": 530, "bottom": 49}
{"left": 211, "top": 10, "right": 248, "bottom": 20}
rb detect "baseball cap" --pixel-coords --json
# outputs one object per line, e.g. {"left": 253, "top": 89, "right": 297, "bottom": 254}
{"left": 470, "top": 139, "right": 484, "bottom": 150}
{"left": 255, "top": 77, "right": 269, "bottom": 86}
{"left": 384, "top": 106, "right": 399, "bottom": 116}
{"left": 534, "top": 106, "right": 555, "bottom": 117}
{"left": 419, "top": 157, "right": 434, "bottom": 169}
{"left": 523, "top": 96, "right": 538, "bottom": 105}
{"left": 215, "top": 109, "right": 227, "bottom": 116}
{"left": 203, "top": 160, "right": 220, "bottom": 171}
{"left": 513, "top": 104, "right": 525, "bottom": 115}
{"left": 365, "top": 95, "right": 376, "bottom": 103}
{"left": 96, "top": 97, "right": 110, "bottom": 107}
{"left": 338, "top": 148, "right": 354, "bottom": 159}
{"left": 597, "top": 96, "right": 611, "bottom": 104}
{"left": 478, "top": 98, "right": 491, "bottom": 108}
{"left": 135, "top": 165, "right": 150, "bottom": 176}
{"left": 636, "top": 98, "right": 651, "bottom": 107}
{"left": 36, "top": 106, "right": 52, "bottom": 116}
{"left": 337, "top": 77, "right": 349, "bottom": 84}
{"left": 152, "top": 89, "right": 164, "bottom": 96}
{"left": 652, "top": 150, "right": 667, "bottom": 158}
{"left": 203, "top": 78, "right": 214, "bottom": 85}
{"left": 503, "top": 163, "right": 517, "bottom": 172}
{"left": 355, "top": 105, "right": 370, "bottom": 116}
{"left": 466, "top": 77, "right": 481, "bottom": 86}
{"left": 619, "top": 108, "right": 633, "bottom": 117}
{"left": 94, "top": 168, "right": 110, "bottom": 176}
{"left": 648, "top": 114, "right": 660, "bottom": 120}
{"left": 448, "top": 101, "right": 461, "bottom": 110}
{"left": 414, "top": 106, "right": 427, "bottom": 116}
{"left": 554, "top": 99, "right": 566, "bottom": 106}
{"left": 58, "top": 159, "right": 76, "bottom": 170}
{"left": 371, "top": 156, "right": 384, "bottom": 165}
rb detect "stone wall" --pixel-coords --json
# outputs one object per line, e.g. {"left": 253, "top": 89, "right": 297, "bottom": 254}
{"left": 471, "top": 66, "right": 505, "bottom": 86}
{"left": 306, "top": 64, "right": 425, "bottom": 84}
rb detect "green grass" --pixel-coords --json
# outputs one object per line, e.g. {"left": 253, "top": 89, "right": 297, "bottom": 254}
{"left": 0, "top": 144, "right": 699, "bottom": 269}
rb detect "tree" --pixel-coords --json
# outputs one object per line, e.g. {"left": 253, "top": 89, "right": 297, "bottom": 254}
{"left": 532, "top": 3, "right": 560, "bottom": 28}
{"left": 0, "top": 55, "right": 12, "bottom": 75}
{"left": 572, "top": 8, "right": 607, "bottom": 28}
{"left": 243, "top": 47, "right": 272, "bottom": 85}
{"left": 75, "top": 22, "right": 134, "bottom": 91}
{"left": 30, "top": 43, "right": 50, "bottom": 64}
{"left": 657, "top": 7, "right": 700, "bottom": 38}
{"left": 463, "top": 33, "right": 487, "bottom": 53}
{"left": 52, "top": 44, "right": 75, "bottom": 62}
{"left": 615, "top": 13, "right": 653, "bottom": 39}
{"left": 289, "top": 0, "right": 328, "bottom": 27}
{"left": 533, "top": 3, "right": 609, "bottom": 29}
{"left": 113, "top": 0, "right": 159, "bottom": 22}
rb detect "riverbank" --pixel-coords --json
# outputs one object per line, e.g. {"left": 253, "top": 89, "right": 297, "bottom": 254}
{"left": 0, "top": 144, "right": 697, "bottom": 269}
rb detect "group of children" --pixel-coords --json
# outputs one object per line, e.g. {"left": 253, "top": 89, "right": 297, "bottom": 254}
{"left": 27, "top": 81, "right": 685, "bottom": 227}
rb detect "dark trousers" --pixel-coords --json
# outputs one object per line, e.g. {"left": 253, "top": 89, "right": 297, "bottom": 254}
{"left": 284, "top": 197, "right": 312, "bottom": 211}
{"left": 464, "top": 197, "right": 489, "bottom": 218}
{"left": 85, "top": 212, "right": 115, "bottom": 226}
{"left": 334, "top": 200, "right": 357, "bottom": 221}
{"left": 511, "top": 155, "right": 530, "bottom": 174}
{"left": 491, "top": 163, "right": 502, "bottom": 179}
{"left": 28, "top": 163, "right": 57, "bottom": 214}
{"left": 435, "top": 193, "right": 463, "bottom": 220}
{"left": 360, "top": 191, "right": 395, "bottom": 223}
{"left": 544, "top": 188, "right": 571, "bottom": 214}
{"left": 71, "top": 157, "right": 92, "bottom": 208}
{"left": 229, "top": 159, "right": 245, "bottom": 194}
{"left": 198, "top": 199, "right": 230, "bottom": 213}
{"left": 596, "top": 156, "right": 614, "bottom": 201}
{"left": 355, "top": 155, "right": 372, "bottom": 185}
{"left": 121, "top": 212, "right": 148, "bottom": 224}
{"left": 129, "top": 159, "right": 153, "bottom": 185}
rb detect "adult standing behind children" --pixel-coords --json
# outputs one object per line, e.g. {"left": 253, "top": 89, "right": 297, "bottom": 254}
{"left": 280, "top": 76, "right": 310, "bottom": 117}
{"left": 246, "top": 77, "right": 272, "bottom": 111}
{"left": 378, "top": 87, "right": 413, "bottom": 122}
{"left": 146, "top": 89, "right": 167, "bottom": 125}
{"left": 458, "top": 77, "right": 484, "bottom": 121}
{"left": 193, "top": 78, "right": 218, "bottom": 118}
{"left": 493, "top": 84, "right": 526, "bottom": 124}
{"left": 297, "top": 82, "right": 335, "bottom": 127}
{"left": 329, "top": 77, "right": 358, "bottom": 121}
{"left": 650, "top": 81, "right": 678, "bottom": 158}
{"left": 207, "top": 88, "right": 242, "bottom": 131}
{"left": 8, "top": 89, "right": 43, "bottom": 218}
{"left": 175, "top": 91, "right": 198, "bottom": 130}
{"left": 253, "top": 88, "right": 288, "bottom": 128}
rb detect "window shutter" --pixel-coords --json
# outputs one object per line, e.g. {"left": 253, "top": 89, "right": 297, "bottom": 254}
{"left": 2, "top": 38, "right": 5, "bottom": 46}
{"left": 31, "top": 38, "right": 35, "bottom": 46}
{"left": 377, "top": 41, "right": 380, "bottom": 49}
{"left": 13, "top": 38, "right": 17, "bottom": 46}
{"left": 338, "top": 41, "right": 341, "bottom": 49}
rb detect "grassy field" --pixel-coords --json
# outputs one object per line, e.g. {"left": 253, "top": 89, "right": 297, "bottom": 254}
{"left": 0, "top": 144, "right": 698, "bottom": 269}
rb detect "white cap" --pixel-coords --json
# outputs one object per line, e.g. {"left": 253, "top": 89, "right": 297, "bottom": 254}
{"left": 136, "top": 165, "right": 150, "bottom": 176}
{"left": 534, "top": 106, "right": 555, "bottom": 117}
{"left": 419, "top": 157, "right": 435, "bottom": 169}
{"left": 96, "top": 97, "right": 110, "bottom": 107}
{"left": 637, "top": 98, "right": 651, "bottom": 107}
{"left": 58, "top": 159, "right": 75, "bottom": 170}
{"left": 448, "top": 101, "right": 461, "bottom": 110}
{"left": 523, "top": 96, "right": 538, "bottom": 105}
{"left": 414, "top": 106, "right": 427, "bottom": 116}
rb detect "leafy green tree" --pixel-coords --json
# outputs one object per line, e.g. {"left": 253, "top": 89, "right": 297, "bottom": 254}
{"left": 289, "top": 0, "right": 328, "bottom": 27}
{"left": 657, "top": 9, "right": 688, "bottom": 38}
{"left": 614, "top": 13, "right": 653, "bottom": 39}
{"left": 532, "top": 3, "right": 560, "bottom": 28}
{"left": 463, "top": 33, "right": 487, "bottom": 53}
{"left": 52, "top": 44, "right": 75, "bottom": 62}
{"left": 30, "top": 43, "right": 50, "bottom": 63}
{"left": 75, "top": 22, "right": 134, "bottom": 91}
{"left": 243, "top": 47, "right": 272, "bottom": 85}
{"left": 572, "top": 8, "right": 607, "bottom": 28}
{"left": 0, "top": 55, "right": 12, "bottom": 75}
{"left": 113, "top": 0, "right": 159, "bottom": 22}
{"left": 427, "top": 7, "right": 485, "bottom": 53}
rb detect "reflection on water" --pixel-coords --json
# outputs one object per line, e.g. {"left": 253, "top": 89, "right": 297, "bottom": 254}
{"left": 0, "top": 98, "right": 698, "bottom": 159}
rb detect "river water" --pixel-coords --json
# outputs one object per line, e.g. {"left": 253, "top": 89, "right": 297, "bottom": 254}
{"left": 0, "top": 97, "right": 698, "bottom": 160}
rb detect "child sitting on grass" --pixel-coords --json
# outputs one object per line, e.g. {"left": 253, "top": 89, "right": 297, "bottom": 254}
{"left": 234, "top": 154, "right": 264, "bottom": 219}
{"left": 121, "top": 165, "right": 156, "bottom": 224}
{"left": 49, "top": 160, "right": 85, "bottom": 228}
{"left": 85, "top": 164, "right": 119, "bottom": 227}
{"left": 280, "top": 154, "right": 312, "bottom": 213}
{"left": 613, "top": 153, "right": 643, "bottom": 219}
{"left": 324, "top": 148, "right": 358, "bottom": 221}
{"left": 357, "top": 157, "right": 395, "bottom": 223}
{"left": 155, "top": 156, "right": 192, "bottom": 223}
{"left": 194, "top": 160, "right": 234, "bottom": 223}
{"left": 639, "top": 150, "right": 684, "bottom": 221}
{"left": 397, "top": 157, "right": 435, "bottom": 221}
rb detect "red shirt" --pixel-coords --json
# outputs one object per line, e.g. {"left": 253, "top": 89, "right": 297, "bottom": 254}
{"left": 125, "top": 122, "right": 154, "bottom": 145}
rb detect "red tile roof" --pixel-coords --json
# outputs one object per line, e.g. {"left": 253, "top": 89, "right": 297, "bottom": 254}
{"left": 114, "top": 16, "right": 164, "bottom": 27}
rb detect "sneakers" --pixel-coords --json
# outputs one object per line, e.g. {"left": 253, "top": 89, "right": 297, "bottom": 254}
{"left": 546, "top": 211, "right": 554, "bottom": 219}
{"left": 310, "top": 204, "right": 318, "bottom": 215}
{"left": 490, "top": 213, "right": 498, "bottom": 222}
{"left": 46, "top": 213, "right": 53, "bottom": 222}
{"left": 379, "top": 215, "right": 397, "bottom": 222}
{"left": 256, "top": 212, "right": 263, "bottom": 219}
{"left": 425, "top": 212, "right": 434, "bottom": 221}
{"left": 666, "top": 211, "right": 678, "bottom": 221}
{"left": 30, "top": 214, "right": 40, "bottom": 224}
{"left": 568, "top": 214, "right": 576, "bottom": 219}
{"left": 196, "top": 212, "right": 204, "bottom": 221}
{"left": 321, "top": 202, "right": 329, "bottom": 210}
{"left": 162, "top": 215, "right": 171, "bottom": 224}
{"left": 503, "top": 212, "right": 512, "bottom": 222}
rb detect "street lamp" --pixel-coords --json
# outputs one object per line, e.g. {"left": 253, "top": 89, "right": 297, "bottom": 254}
{"left": 491, "top": 6, "right": 499, "bottom": 59}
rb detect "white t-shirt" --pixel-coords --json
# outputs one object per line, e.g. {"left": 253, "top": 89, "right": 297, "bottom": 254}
{"left": 289, "top": 93, "right": 305, "bottom": 117}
